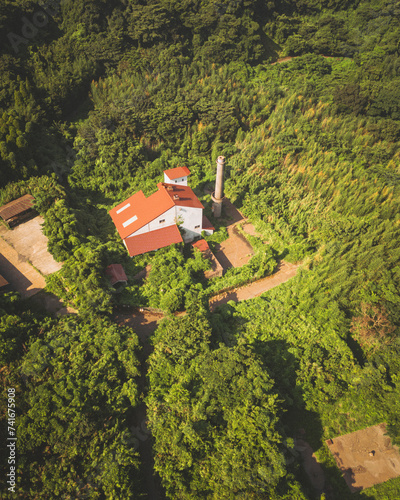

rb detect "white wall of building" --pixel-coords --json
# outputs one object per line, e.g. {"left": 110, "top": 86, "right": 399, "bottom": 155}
{"left": 125, "top": 205, "right": 203, "bottom": 243}
{"left": 177, "top": 206, "right": 203, "bottom": 242}
{"left": 164, "top": 174, "right": 188, "bottom": 186}
{"left": 128, "top": 207, "right": 176, "bottom": 237}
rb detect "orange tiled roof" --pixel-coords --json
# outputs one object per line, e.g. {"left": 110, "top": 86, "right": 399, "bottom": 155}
{"left": 192, "top": 239, "right": 210, "bottom": 252}
{"left": 109, "top": 189, "right": 174, "bottom": 240}
{"left": 164, "top": 166, "right": 191, "bottom": 180}
{"left": 124, "top": 225, "right": 183, "bottom": 257}
{"left": 158, "top": 183, "right": 204, "bottom": 210}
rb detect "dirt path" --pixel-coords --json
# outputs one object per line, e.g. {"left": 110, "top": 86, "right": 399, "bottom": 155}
{"left": 294, "top": 438, "right": 326, "bottom": 496}
{"left": 115, "top": 309, "right": 166, "bottom": 499}
{"left": 209, "top": 261, "right": 300, "bottom": 311}
{"left": 0, "top": 236, "right": 46, "bottom": 298}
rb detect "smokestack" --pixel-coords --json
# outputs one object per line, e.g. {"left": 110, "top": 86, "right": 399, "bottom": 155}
{"left": 212, "top": 156, "right": 225, "bottom": 217}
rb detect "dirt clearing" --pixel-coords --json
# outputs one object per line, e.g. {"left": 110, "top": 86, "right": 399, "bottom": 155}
{"left": 213, "top": 224, "right": 254, "bottom": 269}
{"left": 115, "top": 309, "right": 164, "bottom": 342}
{"left": 0, "top": 237, "right": 45, "bottom": 298}
{"left": 326, "top": 423, "right": 400, "bottom": 492}
{"left": 0, "top": 216, "right": 62, "bottom": 275}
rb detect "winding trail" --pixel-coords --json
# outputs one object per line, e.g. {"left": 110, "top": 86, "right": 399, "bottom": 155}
{"left": 209, "top": 261, "right": 300, "bottom": 311}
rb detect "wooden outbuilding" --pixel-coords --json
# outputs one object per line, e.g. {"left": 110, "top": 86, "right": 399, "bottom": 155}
{"left": 105, "top": 264, "right": 128, "bottom": 287}
{"left": 0, "top": 194, "right": 36, "bottom": 228}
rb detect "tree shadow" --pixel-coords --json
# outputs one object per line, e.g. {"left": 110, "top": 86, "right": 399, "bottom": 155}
{"left": 0, "top": 253, "right": 33, "bottom": 296}
{"left": 213, "top": 244, "right": 233, "bottom": 270}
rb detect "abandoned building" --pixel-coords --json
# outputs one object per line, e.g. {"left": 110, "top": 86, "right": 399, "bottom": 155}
{"left": 109, "top": 167, "right": 214, "bottom": 257}
{"left": 0, "top": 194, "right": 36, "bottom": 228}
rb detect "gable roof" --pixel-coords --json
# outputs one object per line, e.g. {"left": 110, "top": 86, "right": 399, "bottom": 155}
{"left": 105, "top": 264, "right": 127, "bottom": 286}
{"left": 158, "top": 183, "right": 204, "bottom": 210}
{"left": 0, "top": 194, "right": 35, "bottom": 222}
{"left": 124, "top": 225, "right": 183, "bottom": 257}
{"left": 164, "top": 166, "right": 191, "bottom": 180}
{"left": 109, "top": 189, "right": 174, "bottom": 239}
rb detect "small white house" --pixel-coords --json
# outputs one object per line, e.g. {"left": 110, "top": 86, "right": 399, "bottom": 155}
{"left": 109, "top": 168, "right": 214, "bottom": 256}
{"left": 163, "top": 166, "right": 191, "bottom": 186}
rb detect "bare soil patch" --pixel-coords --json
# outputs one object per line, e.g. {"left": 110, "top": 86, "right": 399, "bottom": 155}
{"left": 213, "top": 224, "right": 254, "bottom": 270}
{"left": 0, "top": 237, "right": 45, "bottom": 298}
{"left": 115, "top": 310, "right": 164, "bottom": 342}
{"left": 294, "top": 438, "right": 325, "bottom": 495}
{"left": 326, "top": 423, "right": 400, "bottom": 492}
{"left": 209, "top": 261, "right": 300, "bottom": 310}
{"left": 0, "top": 216, "right": 62, "bottom": 275}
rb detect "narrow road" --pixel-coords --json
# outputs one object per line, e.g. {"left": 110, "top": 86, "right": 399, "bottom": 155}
{"left": 209, "top": 261, "right": 300, "bottom": 311}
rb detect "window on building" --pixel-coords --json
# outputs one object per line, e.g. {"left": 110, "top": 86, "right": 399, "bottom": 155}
{"left": 175, "top": 180, "right": 177, "bottom": 183}
{"left": 195, "top": 225, "right": 200, "bottom": 229}
{"left": 159, "top": 219, "right": 165, "bottom": 224}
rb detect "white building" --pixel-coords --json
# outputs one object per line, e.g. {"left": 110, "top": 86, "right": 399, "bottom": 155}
{"left": 109, "top": 167, "right": 214, "bottom": 256}
{"left": 163, "top": 166, "right": 191, "bottom": 186}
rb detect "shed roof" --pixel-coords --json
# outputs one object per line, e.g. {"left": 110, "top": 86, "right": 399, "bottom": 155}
{"left": 124, "top": 225, "right": 183, "bottom": 257}
{"left": 105, "top": 264, "right": 127, "bottom": 286}
{"left": 192, "top": 239, "right": 210, "bottom": 252}
{"left": 0, "top": 274, "right": 9, "bottom": 288}
{"left": 109, "top": 189, "right": 174, "bottom": 240}
{"left": 202, "top": 215, "right": 214, "bottom": 231}
{"left": 158, "top": 183, "right": 204, "bottom": 210}
{"left": 164, "top": 166, "right": 191, "bottom": 180}
{"left": 0, "top": 194, "right": 35, "bottom": 222}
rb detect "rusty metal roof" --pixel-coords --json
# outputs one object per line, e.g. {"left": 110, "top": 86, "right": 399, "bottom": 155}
{"left": 105, "top": 264, "right": 128, "bottom": 286}
{"left": 0, "top": 194, "right": 35, "bottom": 221}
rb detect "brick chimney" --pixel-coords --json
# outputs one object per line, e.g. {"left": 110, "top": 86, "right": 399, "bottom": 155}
{"left": 212, "top": 156, "right": 225, "bottom": 217}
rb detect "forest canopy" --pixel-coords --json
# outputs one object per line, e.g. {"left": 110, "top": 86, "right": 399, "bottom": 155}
{"left": 1, "top": 0, "right": 400, "bottom": 498}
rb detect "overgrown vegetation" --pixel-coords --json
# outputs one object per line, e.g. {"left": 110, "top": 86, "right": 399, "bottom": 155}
{"left": 1, "top": 0, "right": 400, "bottom": 498}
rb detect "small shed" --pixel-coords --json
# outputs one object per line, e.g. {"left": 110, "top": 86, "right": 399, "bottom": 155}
{"left": 192, "top": 239, "right": 224, "bottom": 279}
{"left": 0, "top": 194, "right": 35, "bottom": 228}
{"left": 105, "top": 264, "right": 128, "bottom": 287}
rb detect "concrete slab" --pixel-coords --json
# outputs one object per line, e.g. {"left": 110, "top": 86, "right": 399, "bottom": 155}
{"left": 0, "top": 216, "right": 62, "bottom": 275}
{"left": 0, "top": 237, "right": 46, "bottom": 298}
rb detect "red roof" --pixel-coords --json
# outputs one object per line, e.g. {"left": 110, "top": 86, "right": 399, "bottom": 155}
{"left": 202, "top": 215, "right": 214, "bottom": 231}
{"left": 109, "top": 189, "right": 174, "bottom": 240}
{"left": 158, "top": 183, "right": 204, "bottom": 209}
{"left": 105, "top": 264, "right": 127, "bottom": 285}
{"left": 192, "top": 239, "right": 210, "bottom": 252}
{"left": 164, "top": 166, "right": 191, "bottom": 180}
{"left": 124, "top": 225, "right": 183, "bottom": 257}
